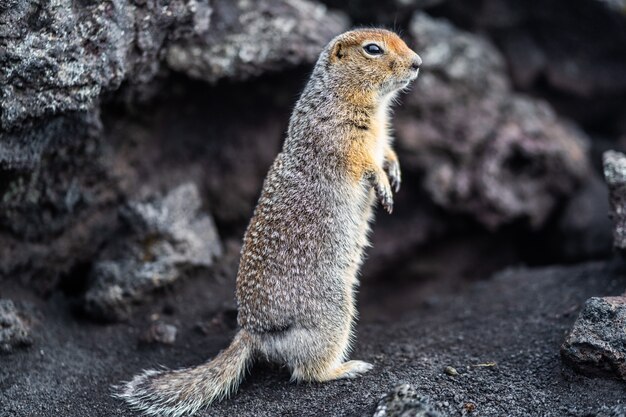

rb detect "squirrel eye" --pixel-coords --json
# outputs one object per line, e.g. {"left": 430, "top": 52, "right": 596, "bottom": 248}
{"left": 363, "top": 43, "right": 383, "bottom": 56}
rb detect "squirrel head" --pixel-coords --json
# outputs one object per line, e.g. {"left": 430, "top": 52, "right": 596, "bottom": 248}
{"left": 323, "top": 28, "right": 421, "bottom": 100}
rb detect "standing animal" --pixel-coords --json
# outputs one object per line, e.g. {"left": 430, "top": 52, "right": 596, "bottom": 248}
{"left": 118, "top": 28, "right": 421, "bottom": 417}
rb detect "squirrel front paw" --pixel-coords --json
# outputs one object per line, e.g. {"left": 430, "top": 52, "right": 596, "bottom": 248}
{"left": 368, "top": 171, "right": 394, "bottom": 214}
{"left": 384, "top": 158, "right": 401, "bottom": 193}
{"left": 376, "top": 178, "right": 394, "bottom": 214}
{"left": 383, "top": 149, "right": 402, "bottom": 193}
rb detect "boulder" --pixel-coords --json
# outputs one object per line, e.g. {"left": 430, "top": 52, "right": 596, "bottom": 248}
{"left": 0, "top": 0, "right": 347, "bottom": 128}
{"left": 437, "top": 0, "right": 626, "bottom": 130}
{"left": 0, "top": 299, "right": 33, "bottom": 354}
{"left": 0, "top": 0, "right": 195, "bottom": 128}
{"left": 166, "top": 0, "right": 349, "bottom": 83}
{"left": 0, "top": 0, "right": 347, "bottom": 290}
{"left": 83, "top": 183, "right": 223, "bottom": 321}
{"left": 554, "top": 173, "right": 613, "bottom": 261}
{"left": 373, "top": 384, "right": 443, "bottom": 417}
{"left": 603, "top": 150, "right": 626, "bottom": 252}
{"left": 0, "top": 111, "right": 118, "bottom": 292}
{"left": 561, "top": 296, "right": 626, "bottom": 380}
{"left": 396, "top": 13, "right": 590, "bottom": 229}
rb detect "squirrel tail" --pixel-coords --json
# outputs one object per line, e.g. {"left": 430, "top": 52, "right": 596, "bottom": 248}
{"left": 116, "top": 330, "right": 254, "bottom": 417}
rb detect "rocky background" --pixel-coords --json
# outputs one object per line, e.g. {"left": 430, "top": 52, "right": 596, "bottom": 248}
{"left": 1, "top": 0, "right": 626, "bottom": 416}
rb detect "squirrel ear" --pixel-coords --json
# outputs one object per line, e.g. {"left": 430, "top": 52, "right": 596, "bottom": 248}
{"left": 330, "top": 41, "right": 344, "bottom": 62}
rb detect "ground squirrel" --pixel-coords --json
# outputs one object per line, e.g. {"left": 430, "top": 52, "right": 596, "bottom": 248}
{"left": 117, "top": 28, "right": 421, "bottom": 417}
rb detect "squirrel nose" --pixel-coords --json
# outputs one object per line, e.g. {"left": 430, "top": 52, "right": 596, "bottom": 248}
{"left": 410, "top": 55, "right": 422, "bottom": 71}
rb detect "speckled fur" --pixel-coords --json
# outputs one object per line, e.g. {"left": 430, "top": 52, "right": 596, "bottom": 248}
{"left": 117, "top": 28, "right": 421, "bottom": 417}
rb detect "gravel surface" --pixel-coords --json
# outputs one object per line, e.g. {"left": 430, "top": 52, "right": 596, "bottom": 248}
{"left": 1, "top": 261, "right": 625, "bottom": 416}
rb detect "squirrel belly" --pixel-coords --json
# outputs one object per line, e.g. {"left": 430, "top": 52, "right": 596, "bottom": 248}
{"left": 117, "top": 28, "right": 421, "bottom": 417}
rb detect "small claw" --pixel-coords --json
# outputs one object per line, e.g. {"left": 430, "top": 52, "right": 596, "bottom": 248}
{"left": 392, "top": 176, "right": 401, "bottom": 193}
{"left": 394, "top": 169, "right": 402, "bottom": 192}
{"left": 369, "top": 169, "right": 395, "bottom": 215}
{"left": 385, "top": 160, "right": 402, "bottom": 194}
{"left": 376, "top": 184, "right": 394, "bottom": 214}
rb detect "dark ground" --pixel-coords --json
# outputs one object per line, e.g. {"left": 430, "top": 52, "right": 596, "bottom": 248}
{"left": 2, "top": 260, "right": 625, "bottom": 417}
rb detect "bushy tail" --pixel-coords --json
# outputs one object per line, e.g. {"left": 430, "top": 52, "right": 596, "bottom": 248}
{"left": 116, "top": 330, "right": 254, "bottom": 417}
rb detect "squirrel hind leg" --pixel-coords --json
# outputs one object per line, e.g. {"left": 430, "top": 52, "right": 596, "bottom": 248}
{"left": 291, "top": 359, "right": 373, "bottom": 382}
{"left": 277, "top": 326, "right": 372, "bottom": 383}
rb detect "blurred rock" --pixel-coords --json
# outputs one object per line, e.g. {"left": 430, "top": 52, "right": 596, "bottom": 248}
{"left": 397, "top": 13, "right": 590, "bottom": 229}
{"left": 364, "top": 197, "right": 449, "bottom": 279}
{"left": 166, "top": 0, "right": 349, "bottom": 83}
{"left": 555, "top": 173, "right": 612, "bottom": 261}
{"left": 101, "top": 71, "right": 294, "bottom": 232}
{"left": 0, "top": 0, "right": 346, "bottom": 128}
{"left": 603, "top": 150, "right": 626, "bottom": 252}
{"left": 561, "top": 296, "right": 626, "bottom": 380}
{"left": 438, "top": 0, "right": 626, "bottom": 130}
{"left": 373, "top": 384, "right": 442, "bottom": 417}
{"left": 0, "top": 111, "right": 112, "bottom": 238}
{"left": 320, "top": 0, "right": 443, "bottom": 24}
{"left": 140, "top": 322, "right": 178, "bottom": 345}
{"left": 597, "top": 0, "right": 626, "bottom": 12}
{"left": 0, "top": 299, "right": 33, "bottom": 354}
{"left": 83, "top": 183, "right": 222, "bottom": 321}
{"left": 0, "top": 111, "right": 119, "bottom": 292}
